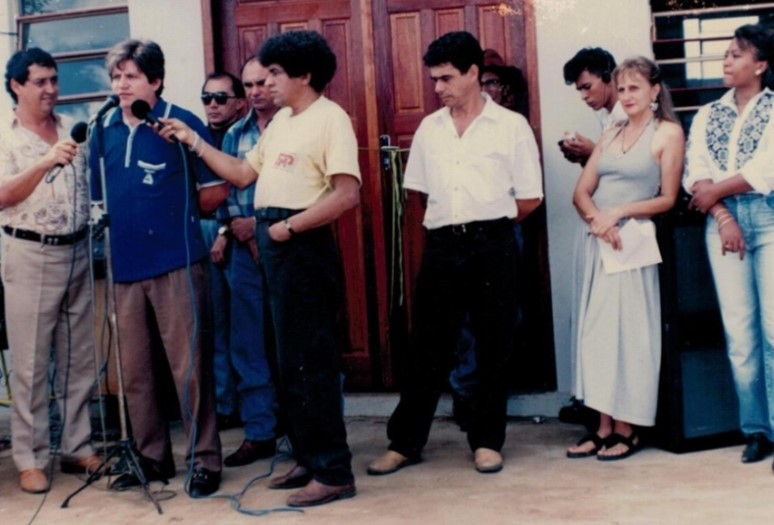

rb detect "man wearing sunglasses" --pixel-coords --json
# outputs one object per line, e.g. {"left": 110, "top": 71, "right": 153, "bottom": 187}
{"left": 209, "top": 57, "right": 281, "bottom": 468}
{"left": 199, "top": 72, "right": 246, "bottom": 435}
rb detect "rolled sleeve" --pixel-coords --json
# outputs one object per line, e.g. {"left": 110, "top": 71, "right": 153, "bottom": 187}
{"left": 402, "top": 122, "right": 428, "bottom": 194}
{"left": 683, "top": 106, "right": 714, "bottom": 194}
{"left": 738, "top": 129, "right": 774, "bottom": 194}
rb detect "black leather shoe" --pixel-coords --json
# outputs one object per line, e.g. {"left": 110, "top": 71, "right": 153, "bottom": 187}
{"left": 224, "top": 438, "right": 276, "bottom": 467}
{"left": 187, "top": 467, "right": 221, "bottom": 498}
{"left": 268, "top": 464, "right": 313, "bottom": 490}
{"left": 109, "top": 458, "right": 176, "bottom": 491}
{"left": 216, "top": 413, "right": 243, "bottom": 431}
{"left": 742, "top": 432, "right": 773, "bottom": 463}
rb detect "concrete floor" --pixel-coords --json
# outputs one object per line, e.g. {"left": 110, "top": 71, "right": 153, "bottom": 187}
{"left": 1, "top": 405, "right": 774, "bottom": 525}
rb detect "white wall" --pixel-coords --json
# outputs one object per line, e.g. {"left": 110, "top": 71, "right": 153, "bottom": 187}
{"left": 0, "top": 0, "right": 208, "bottom": 121}
{"left": 128, "top": 0, "right": 208, "bottom": 120}
{"left": 535, "top": 0, "right": 653, "bottom": 395}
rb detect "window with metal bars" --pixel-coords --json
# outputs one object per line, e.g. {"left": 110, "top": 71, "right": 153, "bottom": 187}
{"left": 17, "top": 0, "right": 129, "bottom": 122}
{"left": 651, "top": 0, "right": 774, "bottom": 132}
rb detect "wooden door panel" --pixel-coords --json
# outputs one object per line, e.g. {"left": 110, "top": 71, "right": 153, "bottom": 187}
{"left": 390, "top": 13, "right": 425, "bottom": 115}
{"left": 212, "top": 0, "right": 554, "bottom": 391}
{"left": 375, "top": 0, "right": 556, "bottom": 392}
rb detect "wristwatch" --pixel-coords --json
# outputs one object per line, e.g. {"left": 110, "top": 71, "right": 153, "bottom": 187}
{"left": 217, "top": 225, "right": 229, "bottom": 237}
{"left": 283, "top": 219, "right": 295, "bottom": 237}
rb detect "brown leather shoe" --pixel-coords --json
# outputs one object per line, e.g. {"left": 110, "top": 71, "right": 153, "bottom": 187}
{"left": 474, "top": 447, "right": 503, "bottom": 473}
{"left": 286, "top": 479, "right": 356, "bottom": 507}
{"left": 19, "top": 469, "right": 50, "bottom": 494}
{"left": 61, "top": 454, "right": 103, "bottom": 475}
{"left": 224, "top": 438, "right": 276, "bottom": 467}
{"left": 268, "top": 464, "right": 313, "bottom": 490}
{"left": 366, "top": 450, "right": 420, "bottom": 475}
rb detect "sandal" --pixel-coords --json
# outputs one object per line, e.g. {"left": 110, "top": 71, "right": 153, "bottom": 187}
{"left": 566, "top": 433, "right": 607, "bottom": 458}
{"left": 597, "top": 432, "right": 640, "bottom": 461}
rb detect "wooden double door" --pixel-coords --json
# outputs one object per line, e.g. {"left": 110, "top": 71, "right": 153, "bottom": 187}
{"left": 207, "top": 0, "right": 555, "bottom": 391}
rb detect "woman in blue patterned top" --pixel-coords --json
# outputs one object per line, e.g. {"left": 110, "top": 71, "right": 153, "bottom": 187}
{"left": 684, "top": 23, "right": 774, "bottom": 468}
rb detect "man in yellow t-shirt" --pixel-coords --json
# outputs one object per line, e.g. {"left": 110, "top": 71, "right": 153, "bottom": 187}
{"left": 160, "top": 30, "right": 360, "bottom": 508}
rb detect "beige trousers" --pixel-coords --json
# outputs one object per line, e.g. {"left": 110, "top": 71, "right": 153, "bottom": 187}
{"left": 113, "top": 263, "right": 221, "bottom": 471}
{"left": 2, "top": 235, "right": 96, "bottom": 471}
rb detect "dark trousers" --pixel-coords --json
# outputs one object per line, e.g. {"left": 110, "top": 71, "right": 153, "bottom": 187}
{"left": 256, "top": 210, "right": 354, "bottom": 486}
{"left": 387, "top": 218, "right": 519, "bottom": 458}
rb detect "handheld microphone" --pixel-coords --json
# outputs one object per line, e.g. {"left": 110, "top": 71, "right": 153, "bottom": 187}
{"left": 131, "top": 99, "right": 178, "bottom": 142}
{"left": 46, "top": 121, "right": 89, "bottom": 184}
{"left": 89, "top": 94, "right": 119, "bottom": 123}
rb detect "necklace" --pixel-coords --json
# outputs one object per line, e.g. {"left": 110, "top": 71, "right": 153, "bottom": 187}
{"left": 617, "top": 118, "right": 652, "bottom": 158}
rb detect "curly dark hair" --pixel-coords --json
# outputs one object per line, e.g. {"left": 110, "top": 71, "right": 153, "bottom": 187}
{"left": 258, "top": 31, "right": 337, "bottom": 93}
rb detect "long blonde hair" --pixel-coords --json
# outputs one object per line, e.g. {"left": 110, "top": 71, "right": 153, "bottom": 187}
{"left": 613, "top": 56, "right": 677, "bottom": 123}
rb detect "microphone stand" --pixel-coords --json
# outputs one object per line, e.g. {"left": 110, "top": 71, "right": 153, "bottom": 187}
{"left": 61, "top": 112, "right": 164, "bottom": 514}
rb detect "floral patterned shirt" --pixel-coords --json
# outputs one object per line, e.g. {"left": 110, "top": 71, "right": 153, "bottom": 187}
{"left": 0, "top": 112, "right": 89, "bottom": 234}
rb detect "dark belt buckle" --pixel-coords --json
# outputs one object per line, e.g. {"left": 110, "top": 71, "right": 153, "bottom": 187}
{"left": 451, "top": 224, "right": 467, "bottom": 235}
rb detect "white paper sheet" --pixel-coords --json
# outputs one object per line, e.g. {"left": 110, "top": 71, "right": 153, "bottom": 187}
{"left": 597, "top": 218, "right": 662, "bottom": 275}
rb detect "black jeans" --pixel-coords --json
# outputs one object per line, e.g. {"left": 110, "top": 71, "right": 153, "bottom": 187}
{"left": 387, "top": 218, "right": 519, "bottom": 458}
{"left": 256, "top": 209, "right": 353, "bottom": 486}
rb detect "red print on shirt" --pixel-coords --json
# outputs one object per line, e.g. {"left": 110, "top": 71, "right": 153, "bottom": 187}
{"left": 275, "top": 153, "right": 295, "bottom": 169}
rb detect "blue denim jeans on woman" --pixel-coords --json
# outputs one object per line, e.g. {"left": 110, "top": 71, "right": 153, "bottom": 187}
{"left": 706, "top": 193, "right": 774, "bottom": 439}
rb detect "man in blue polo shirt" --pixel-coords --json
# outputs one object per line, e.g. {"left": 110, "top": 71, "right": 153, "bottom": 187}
{"left": 89, "top": 39, "right": 227, "bottom": 498}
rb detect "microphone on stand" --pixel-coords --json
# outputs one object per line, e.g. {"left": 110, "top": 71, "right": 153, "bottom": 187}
{"left": 130, "top": 99, "right": 179, "bottom": 142}
{"left": 45, "top": 121, "right": 89, "bottom": 184}
{"left": 89, "top": 94, "right": 119, "bottom": 124}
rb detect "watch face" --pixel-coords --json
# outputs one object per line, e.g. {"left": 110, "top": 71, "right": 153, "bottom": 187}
{"left": 218, "top": 225, "right": 228, "bottom": 236}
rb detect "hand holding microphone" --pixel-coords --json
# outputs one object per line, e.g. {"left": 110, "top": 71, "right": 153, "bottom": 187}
{"left": 131, "top": 99, "right": 188, "bottom": 144}
{"left": 45, "top": 121, "right": 89, "bottom": 184}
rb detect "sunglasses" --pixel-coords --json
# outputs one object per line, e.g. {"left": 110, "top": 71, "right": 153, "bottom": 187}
{"left": 201, "top": 91, "right": 238, "bottom": 105}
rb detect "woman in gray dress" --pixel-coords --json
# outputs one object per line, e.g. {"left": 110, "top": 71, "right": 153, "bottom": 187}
{"left": 567, "top": 56, "right": 685, "bottom": 460}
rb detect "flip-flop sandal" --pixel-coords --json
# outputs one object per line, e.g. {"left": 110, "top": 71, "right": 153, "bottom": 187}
{"left": 566, "top": 433, "right": 606, "bottom": 458}
{"left": 597, "top": 432, "right": 640, "bottom": 461}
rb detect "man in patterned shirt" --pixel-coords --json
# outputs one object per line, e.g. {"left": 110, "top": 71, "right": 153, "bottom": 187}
{"left": 0, "top": 47, "right": 101, "bottom": 494}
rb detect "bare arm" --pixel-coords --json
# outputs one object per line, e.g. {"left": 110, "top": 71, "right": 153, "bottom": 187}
{"left": 572, "top": 130, "right": 606, "bottom": 223}
{"left": 267, "top": 174, "right": 361, "bottom": 242}
{"left": 582, "top": 122, "right": 685, "bottom": 237}
{"left": 198, "top": 182, "right": 230, "bottom": 214}
{"left": 690, "top": 174, "right": 754, "bottom": 213}
{"left": 515, "top": 198, "right": 542, "bottom": 222}
{"left": 158, "top": 117, "right": 258, "bottom": 188}
{"left": 0, "top": 139, "right": 77, "bottom": 208}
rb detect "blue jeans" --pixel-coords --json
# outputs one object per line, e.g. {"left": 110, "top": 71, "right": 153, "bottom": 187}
{"left": 255, "top": 209, "right": 353, "bottom": 486}
{"left": 707, "top": 194, "right": 774, "bottom": 439}
{"left": 200, "top": 218, "right": 236, "bottom": 417}
{"left": 224, "top": 237, "right": 276, "bottom": 441}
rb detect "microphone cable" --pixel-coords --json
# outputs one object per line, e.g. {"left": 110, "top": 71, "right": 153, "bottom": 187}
{"left": 25, "top": 158, "right": 88, "bottom": 525}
